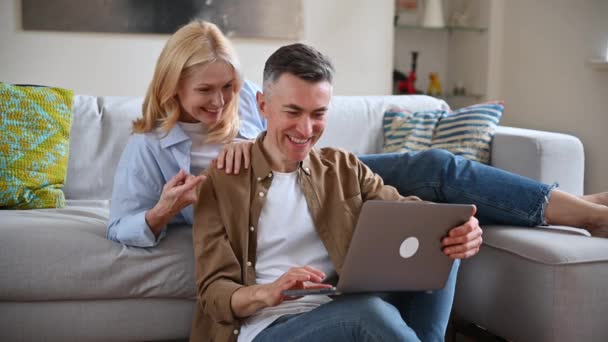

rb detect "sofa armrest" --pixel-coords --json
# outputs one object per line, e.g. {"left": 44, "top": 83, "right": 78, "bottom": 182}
{"left": 491, "top": 126, "right": 584, "bottom": 195}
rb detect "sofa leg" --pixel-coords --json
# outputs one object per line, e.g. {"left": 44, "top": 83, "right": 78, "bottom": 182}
{"left": 448, "top": 314, "right": 510, "bottom": 342}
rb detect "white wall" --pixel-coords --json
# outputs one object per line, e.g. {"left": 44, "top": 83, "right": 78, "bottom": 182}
{"left": 0, "top": 0, "right": 393, "bottom": 96}
{"left": 496, "top": 0, "right": 608, "bottom": 193}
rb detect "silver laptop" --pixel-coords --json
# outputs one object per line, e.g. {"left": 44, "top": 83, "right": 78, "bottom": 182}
{"left": 282, "top": 201, "right": 474, "bottom": 296}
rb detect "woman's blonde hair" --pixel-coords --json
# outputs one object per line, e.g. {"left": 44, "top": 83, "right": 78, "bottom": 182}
{"left": 133, "top": 20, "right": 242, "bottom": 144}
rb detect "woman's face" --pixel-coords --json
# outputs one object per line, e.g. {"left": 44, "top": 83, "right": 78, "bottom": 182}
{"left": 176, "top": 60, "right": 235, "bottom": 126}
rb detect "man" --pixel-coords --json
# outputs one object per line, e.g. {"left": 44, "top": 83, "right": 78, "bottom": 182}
{"left": 191, "top": 43, "right": 483, "bottom": 342}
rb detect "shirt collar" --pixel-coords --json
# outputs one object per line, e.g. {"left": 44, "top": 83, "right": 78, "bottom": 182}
{"left": 251, "top": 132, "right": 313, "bottom": 182}
{"left": 159, "top": 123, "right": 191, "bottom": 149}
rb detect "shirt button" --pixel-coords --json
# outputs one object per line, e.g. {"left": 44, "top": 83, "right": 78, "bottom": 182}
{"left": 268, "top": 172, "right": 273, "bottom": 178}
{"left": 233, "top": 329, "right": 239, "bottom": 335}
{"left": 250, "top": 226, "right": 255, "bottom": 232}
{"left": 257, "top": 177, "right": 262, "bottom": 181}
{"left": 246, "top": 261, "right": 252, "bottom": 267}
{"left": 305, "top": 167, "right": 310, "bottom": 173}
{"left": 258, "top": 192, "right": 265, "bottom": 197}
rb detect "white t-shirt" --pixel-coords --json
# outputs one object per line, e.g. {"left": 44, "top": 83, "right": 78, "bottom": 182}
{"left": 238, "top": 171, "right": 336, "bottom": 342}
{"left": 177, "top": 122, "right": 223, "bottom": 176}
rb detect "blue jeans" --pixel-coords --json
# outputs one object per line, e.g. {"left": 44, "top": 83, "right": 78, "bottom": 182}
{"left": 253, "top": 294, "right": 423, "bottom": 341}
{"left": 360, "top": 149, "right": 554, "bottom": 227}
{"left": 357, "top": 149, "right": 554, "bottom": 340}
{"left": 253, "top": 260, "right": 461, "bottom": 342}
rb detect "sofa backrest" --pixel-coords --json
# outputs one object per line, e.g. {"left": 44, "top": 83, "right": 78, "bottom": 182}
{"left": 64, "top": 96, "right": 143, "bottom": 200}
{"left": 63, "top": 94, "right": 448, "bottom": 200}
{"left": 317, "top": 95, "right": 449, "bottom": 154}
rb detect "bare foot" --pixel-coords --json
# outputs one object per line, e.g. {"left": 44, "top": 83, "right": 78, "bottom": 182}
{"left": 581, "top": 192, "right": 608, "bottom": 207}
{"left": 587, "top": 205, "right": 608, "bottom": 238}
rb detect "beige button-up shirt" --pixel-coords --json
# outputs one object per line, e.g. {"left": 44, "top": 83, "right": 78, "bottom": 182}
{"left": 190, "top": 133, "right": 420, "bottom": 341}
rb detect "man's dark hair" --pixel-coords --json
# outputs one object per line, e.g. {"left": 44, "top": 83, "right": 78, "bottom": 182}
{"left": 262, "top": 43, "right": 334, "bottom": 91}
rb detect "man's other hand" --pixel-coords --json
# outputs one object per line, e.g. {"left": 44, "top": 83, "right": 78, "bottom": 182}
{"left": 441, "top": 205, "right": 483, "bottom": 259}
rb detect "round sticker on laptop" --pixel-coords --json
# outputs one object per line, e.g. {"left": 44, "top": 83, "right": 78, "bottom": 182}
{"left": 399, "top": 237, "right": 419, "bottom": 258}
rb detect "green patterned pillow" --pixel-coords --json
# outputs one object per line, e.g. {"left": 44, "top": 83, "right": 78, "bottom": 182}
{"left": 0, "top": 84, "right": 74, "bottom": 209}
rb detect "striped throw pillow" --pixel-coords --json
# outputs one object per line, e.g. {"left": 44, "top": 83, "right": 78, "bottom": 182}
{"left": 432, "top": 102, "right": 503, "bottom": 163}
{"left": 383, "top": 102, "right": 503, "bottom": 164}
{"left": 383, "top": 110, "right": 444, "bottom": 153}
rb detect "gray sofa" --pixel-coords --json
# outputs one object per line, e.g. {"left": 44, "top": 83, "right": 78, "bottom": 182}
{"left": 1, "top": 94, "right": 606, "bottom": 341}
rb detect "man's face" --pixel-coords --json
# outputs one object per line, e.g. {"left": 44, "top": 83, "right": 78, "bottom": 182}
{"left": 257, "top": 73, "right": 332, "bottom": 172}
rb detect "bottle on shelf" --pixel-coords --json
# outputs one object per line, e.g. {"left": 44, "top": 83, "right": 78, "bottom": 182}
{"left": 403, "top": 51, "right": 420, "bottom": 94}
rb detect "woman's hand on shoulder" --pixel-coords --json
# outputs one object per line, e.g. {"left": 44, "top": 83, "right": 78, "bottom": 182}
{"left": 215, "top": 140, "right": 254, "bottom": 175}
{"left": 145, "top": 169, "right": 206, "bottom": 235}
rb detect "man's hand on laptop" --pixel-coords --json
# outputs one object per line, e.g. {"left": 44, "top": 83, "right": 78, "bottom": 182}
{"left": 441, "top": 205, "right": 483, "bottom": 259}
{"left": 259, "top": 266, "right": 333, "bottom": 304}
{"left": 231, "top": 266, "right": 333, "bottom": 318}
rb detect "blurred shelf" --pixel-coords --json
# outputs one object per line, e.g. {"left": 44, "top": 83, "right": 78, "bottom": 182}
{"left": 392, "top": 93, "right": 485, "bottom": 99}
{"left": 588, "top": 58, "right": 608, "bottom": 70}
{"left": 433, "top": 94, "right": 485, "bottom": 100}
{"left": 395, "top": 24, "right": 487, "bottom": 33}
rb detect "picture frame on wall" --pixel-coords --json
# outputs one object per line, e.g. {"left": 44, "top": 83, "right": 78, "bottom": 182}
{"left": 21, "top": 0, "right": 303, "bottom": 40}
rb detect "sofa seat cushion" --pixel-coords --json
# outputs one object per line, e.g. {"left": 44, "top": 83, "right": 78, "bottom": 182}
{"left": 482, "top": 225, "right": 608, "bottom": 264}
{"left": 454, "top": 225, "right": 608, "bottom": 342}
{"left": 0, "top": 201, "right": 196, "bottom": 301}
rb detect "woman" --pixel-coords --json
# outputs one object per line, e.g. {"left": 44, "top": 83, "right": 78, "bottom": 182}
{"left": 107, "top": 20, "right": 254, "bottom": 247}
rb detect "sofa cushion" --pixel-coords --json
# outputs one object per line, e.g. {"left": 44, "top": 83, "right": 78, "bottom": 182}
{"left": 383, "top": 110, "right": 443, "bottom": 152}
{"left": 0, "top": 201, "right": 196, "bottom": 301}
{"left": 63, "top": 96, "right": 143, "bottom": 201}
{"left": 481, "top": 225, "right": 608, "bottom": 264}
{"left": 383, "top": 102, "right": 503, "bottom": 164}
{"left": 0, "top": 84, "right": 74, "bottom": 209}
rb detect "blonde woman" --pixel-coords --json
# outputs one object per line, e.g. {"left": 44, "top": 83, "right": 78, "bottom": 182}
{"left": 107, "top": 20, "right": 258, "bottom": 247}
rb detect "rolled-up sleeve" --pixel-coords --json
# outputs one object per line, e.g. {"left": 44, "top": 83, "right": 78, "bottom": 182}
{"left": 107, "top": 135, "right": 167, "bottom": 247}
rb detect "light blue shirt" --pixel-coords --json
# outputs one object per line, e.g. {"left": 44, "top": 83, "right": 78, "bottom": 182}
{"left": 107, "top": 80, "right": 266, "bottom": 247}
{"left": 237, "top": 80, "right": 267, "bottom": 139}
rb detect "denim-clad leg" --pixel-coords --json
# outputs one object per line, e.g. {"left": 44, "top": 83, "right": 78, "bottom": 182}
{"left": 253, "top": 294, "right": 421, "bottom": 342}
{"left": 357, "top": 149, "right": 555, "bottom": 341}
{"left": 358, "top": 149, "right": 555, "bottom": 226}
{"left": 384, "top": 259, "right": 461, "bottom": 342}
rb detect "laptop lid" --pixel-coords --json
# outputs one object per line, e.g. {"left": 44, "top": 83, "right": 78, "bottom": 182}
{"left": 336, "top": 201, "right": 474, "bottom": 293}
